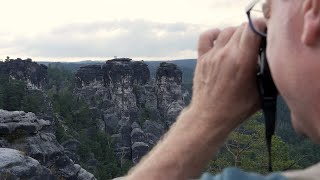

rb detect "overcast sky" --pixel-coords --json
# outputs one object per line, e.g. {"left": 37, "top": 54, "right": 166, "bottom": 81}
{"left": 0, "top": 0, "right": 250, "bottom": 62}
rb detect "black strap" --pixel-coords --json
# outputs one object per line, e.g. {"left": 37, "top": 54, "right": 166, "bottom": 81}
{"left": 258, "top": 36, "right": 278, "bottom": 172}
{"left": 262, "top": 99, "right": 277, "bottom": 172}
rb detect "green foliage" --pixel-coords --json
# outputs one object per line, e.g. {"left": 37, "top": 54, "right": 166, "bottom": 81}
{"left": 180, "top": 66, "right": 320, "bottom": 171}
{"left": 55, "top": 121, "right": 67, "bottom": 143}
{"left": 76, "top": 130, "right": 124, "bottom": 179}
{"left": 0, "top": 75, "right": 45, "bottom": 113}
{"left": 49, "top": 87, "right": 95, "bottom": 130}
{"left": 132, "top": 84, "right": 142, "bottom": 95}
{"left": 21, "top": 90, "right": 46, "bottom": 113}
{"left": 47, "top": 64, "right": 74, "bottom": 90}
{"left": 208, "top": 113, "right": 298, "bottom": 174}
{"left": 138, "top": 108, "right": 151, "bottom": 125}
{"left": 0, "top": 79, "right": 26, "bottom": 111}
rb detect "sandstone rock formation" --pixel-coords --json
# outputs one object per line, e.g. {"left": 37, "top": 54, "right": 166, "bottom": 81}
{"left": 75, "top": 59, "right": 185, "bottom": 164}
{"left": 156, "top": 62, "right": 184, "bottom": 127}
{"left": 0, "top": 109, "right": 96, "bottom": 180}
{"left": 0, "top": 58, "right": 48, "bottom": 90}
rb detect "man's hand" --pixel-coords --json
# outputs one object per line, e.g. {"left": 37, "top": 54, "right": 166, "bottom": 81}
{"left": 190, "top": 20, "right": 265, "bottom": 133}
{"left": 127, "top": 21, "right": 266, "bottom": 180}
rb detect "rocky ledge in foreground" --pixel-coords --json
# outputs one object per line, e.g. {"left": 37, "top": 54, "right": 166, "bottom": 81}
{"left": 0, "top": 109, "right": 96, "bottom": 180}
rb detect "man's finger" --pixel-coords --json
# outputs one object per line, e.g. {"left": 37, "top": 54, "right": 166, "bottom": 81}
{"left": 198, "top": 29, "right": 220, "bottom": 59}
{"left": 214, "top": 27, "right": 237, "bottom": 50}
{"left": 240, "top": 19, "right": 266, "bottom": 52}
{"left": 229, "top": 23, "right": 246, "bottom": 44}
{"left": 238, "top": 19, "right": 266, "bottom": 70}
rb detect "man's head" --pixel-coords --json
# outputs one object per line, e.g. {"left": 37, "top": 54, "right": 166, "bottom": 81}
{"left": 264, "top": 0, "right": 320, "bottom": 142}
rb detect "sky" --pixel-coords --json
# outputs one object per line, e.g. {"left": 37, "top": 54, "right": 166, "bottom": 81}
{"left": 0, "top": 0, "right": 251, "bottom": 62}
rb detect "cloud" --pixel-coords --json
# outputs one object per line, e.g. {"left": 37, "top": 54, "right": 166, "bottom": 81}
{"left": 0, "top": 0, "right": 251, "bottom": 61}
{"left": 5, "top": 20, "right": 207, "bottom": 60}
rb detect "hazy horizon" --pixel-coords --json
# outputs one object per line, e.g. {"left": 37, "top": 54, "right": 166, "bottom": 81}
{"left": 1, "top": 56, "right": 197, "bottom": 63}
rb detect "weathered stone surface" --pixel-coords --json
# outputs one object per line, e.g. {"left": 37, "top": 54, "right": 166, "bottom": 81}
{"left": 75, "top": 164, "right": 96, "bottom": 180}
{"left": 0, "top": 148, "right": 54, "bottom": 180}
{"left": 131, "top": 122, "right": 141, "bottom": 129}
{"left": 132, "top": 142, "right": 149, "bottom": 164}
{"left": 75, "top": 59, "right": 150, "bottom": 136}
{"left": 156, "top": 62, "right": 185, "bottom": 127}
{"left": 62, "top": 139, "right": 81, "bottom": 152}
{"left": 11, "top": 132, "right": 64, "bottom": 165}
{"left": 103, "top": 58, "right": 150, "bottom": 86}
{"left": 166, "top": 101, "right": 184, "bottom": 127}
{"left": 0, "top": 110, "right": 50, "bottom": 135}
{"left": 75, "top": 65, "right": 104, "bottom": 87}
{"left": 104, "top": 113, "right": 119, "bottom": 134}
{"left": 145, "top": 133, "right": 159, "bottom": 147}
{"left": 119, "top": 124, "right": 132, "bottom": 147}
{"left": 143, "top": 120, "right": 165, "bottom": 138}
{"left": 156, "top": 62, "right": 182, "bottom": 85}
{"left": 62, "top": 139, "right": 81, "bottom": 163}
{"left": 131, "top": 128, "right": 146, "bottom": 144}
{"left": 0, "top": 110, "right": 97, "bottom": 180}
{"left": 0, "top": 58, "right": 47, "bottom": 90}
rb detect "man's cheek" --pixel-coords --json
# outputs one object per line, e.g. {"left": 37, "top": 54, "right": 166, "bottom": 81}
{"left": 291, "top": 114, "right": 302, "bottom": 134}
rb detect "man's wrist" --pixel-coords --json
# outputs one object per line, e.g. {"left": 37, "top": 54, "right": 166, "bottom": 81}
{"left": 176, "top": 106, "right": 234, "bottom": 143}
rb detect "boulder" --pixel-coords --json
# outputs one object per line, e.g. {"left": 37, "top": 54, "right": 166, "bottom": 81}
{"left": 119, "top": 124, "right": 132, "bottom": 147}
{"left": 143, "top": 120, "right": 165, "bottom": 138}
{"left": 74, "top": 164, "right": 96, "bottom": 180}
{"left": 0, "top": 109, "right": 97, "bottom": 180}
{"left": 0, "top": 110, "right": 50, "bottom": 135}
{"left": 104, "top": 113, "right": 119, "bottom": 134}
{"left": 131, "top": 128, "right": 146, "bottom": 144}
{"left": 0, "top": 148, "right": 54, "bottom": 180}
{"left": 131, "top": 122, "right": 141, "bottom": 129}
{"left": 10, "top": 133, "right": 64, "bottom": 164}
{"left": 132, "top": 142, "right": 149, "bottom": 164}
{"left": 62, "top": 139, "right": 81, "bottom": 152}
{"left": 146, "top": 133, "right": 160, "bottom": 147}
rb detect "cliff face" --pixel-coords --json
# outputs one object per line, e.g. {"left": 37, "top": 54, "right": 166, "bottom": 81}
{"left": 0, "top": 58, "right": 48, "bottom": 90}
{"left": 156, "top": 62, "right": 184, "bottom": 127}
{"left": 0, "top": 109, "right": 96, "bottom": 180}
{"left": 75, "top": 59, "right": 185, "bottom": 164}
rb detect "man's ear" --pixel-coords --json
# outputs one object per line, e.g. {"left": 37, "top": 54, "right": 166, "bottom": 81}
{"left": 301, "top": 0, "right": 320, "bottom": 46}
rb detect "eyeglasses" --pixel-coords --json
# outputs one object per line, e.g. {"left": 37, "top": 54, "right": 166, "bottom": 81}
{"left": 246, "top": 0, "right": 267, "bottom": 37}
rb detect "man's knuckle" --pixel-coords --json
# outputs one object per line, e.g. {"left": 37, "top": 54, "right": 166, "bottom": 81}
{"left": 199, "top": 29, "right": 219, "bottom": 40}
{"left": 216, "top": 27, "right": 236, "bottom": 43}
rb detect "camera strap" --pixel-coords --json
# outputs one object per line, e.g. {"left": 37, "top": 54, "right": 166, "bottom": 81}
{"left": 258, "top": 37, "right": 278, "bottom": 172}
{"left": 262, "top": 99, "right": 277, "bottom": 172}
